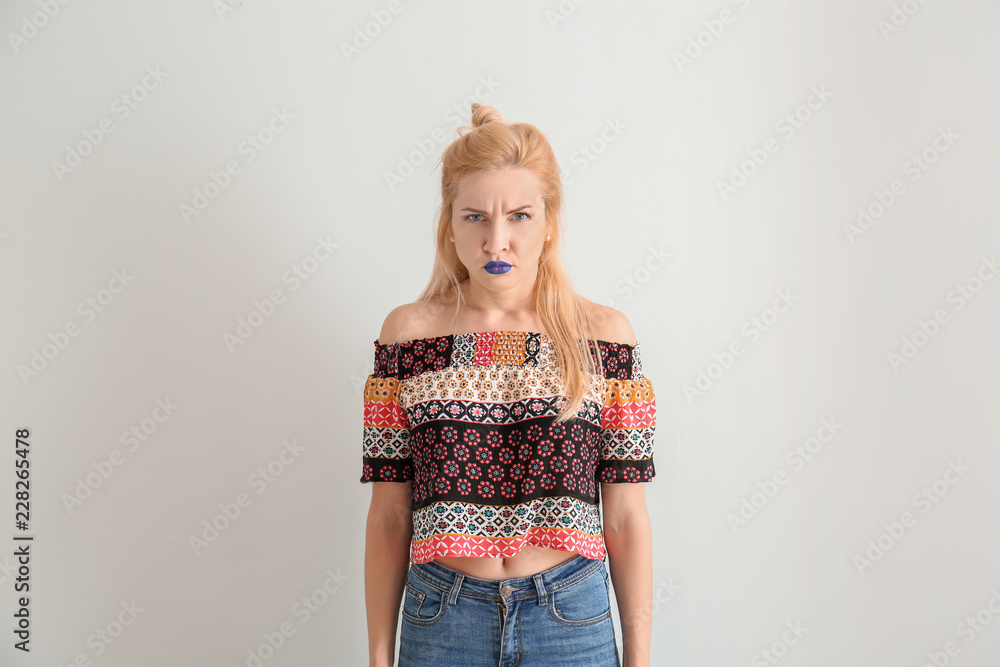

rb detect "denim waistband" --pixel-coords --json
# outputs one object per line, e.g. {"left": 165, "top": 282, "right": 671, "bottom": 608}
{"left": 407, "top": 553, "right": 605, "bottom": 605}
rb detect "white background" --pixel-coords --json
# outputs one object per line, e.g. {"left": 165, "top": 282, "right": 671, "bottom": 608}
{"left": 1, "top": 1, "right": 999, "bottom": 665}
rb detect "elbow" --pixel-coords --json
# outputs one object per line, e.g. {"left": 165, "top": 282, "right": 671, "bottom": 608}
{"left": 603, "top": 509, "right": 651, "bottom": 537}
{"left": 367, "top": 502, "right": 413, "bottom": 537}
{"left": 603, "top": 512, "right": 651, "bottom": 561}
{"left": 370, "top": 508, "right": 411, "bottom": 534}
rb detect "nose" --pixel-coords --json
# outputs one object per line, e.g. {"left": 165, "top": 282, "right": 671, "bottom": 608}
{"left": 484, "top": 218, "right": 510, "bottom": 254}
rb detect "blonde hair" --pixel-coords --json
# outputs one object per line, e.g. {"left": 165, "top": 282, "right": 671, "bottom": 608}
{"left": 415, "top": 103, "right": 603, "bottom": 423}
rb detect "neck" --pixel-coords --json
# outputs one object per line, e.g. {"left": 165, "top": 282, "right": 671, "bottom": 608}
{"left": 458, "top": 273, "right": 538, "bottom": 326}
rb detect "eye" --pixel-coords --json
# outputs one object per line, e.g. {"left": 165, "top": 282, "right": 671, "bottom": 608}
{"left": 465, "top": 214, "right": 484, "bottom": 222}
{"left": 512, "top": 212, "right": 530, "bottom": 221}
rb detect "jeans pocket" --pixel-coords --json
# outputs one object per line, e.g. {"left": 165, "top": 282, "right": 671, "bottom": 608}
{"left": 401, "top": 575, "right": 448, "bottom": 626}
{"left": 547, "top": 569, "right": 612, "bottom": 627}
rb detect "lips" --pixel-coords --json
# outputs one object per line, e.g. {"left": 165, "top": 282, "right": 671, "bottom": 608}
{"left": 484, "top": 261, "right": 512, "bottom": 274}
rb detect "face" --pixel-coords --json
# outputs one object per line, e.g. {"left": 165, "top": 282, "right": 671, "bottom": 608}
{"left": 450, "top": 167, "right": 552, "bottom": 290}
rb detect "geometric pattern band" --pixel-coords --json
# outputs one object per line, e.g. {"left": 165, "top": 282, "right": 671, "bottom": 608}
{"left": 410, "top": 496, "right": 606, "bottom": 563}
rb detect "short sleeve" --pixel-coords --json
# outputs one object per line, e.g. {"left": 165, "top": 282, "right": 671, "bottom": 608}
{"left": 597, "top": 341, "right": 656, "bottom": 484}
{"left": 360, "top": 340, "right": 413, "bottom": 483}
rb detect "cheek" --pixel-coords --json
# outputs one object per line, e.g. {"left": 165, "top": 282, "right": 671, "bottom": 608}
{"left": 453, "top": 237, "right": 479, "bottom": 259}
{"left": 530, "top": 231, "right": 548, "bottom": 248}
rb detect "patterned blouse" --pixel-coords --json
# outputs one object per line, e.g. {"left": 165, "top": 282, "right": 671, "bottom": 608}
{"left": 360, "top": 330, "right": 656, "bottom": 564}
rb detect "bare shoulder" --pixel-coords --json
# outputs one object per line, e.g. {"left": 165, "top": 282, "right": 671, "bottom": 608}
{"left": 579, "top": 297, "right": 637, "bottom": 346}
{"left": 376, "top": 301, "right": 448, "bottom": 346}
{"left": 376, "top": 304, "right": 412, "bottom": 346}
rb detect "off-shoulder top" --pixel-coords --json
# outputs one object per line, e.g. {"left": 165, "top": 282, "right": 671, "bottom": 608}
{"left": 360, "top": 330, "right": 655, "bottom": 564}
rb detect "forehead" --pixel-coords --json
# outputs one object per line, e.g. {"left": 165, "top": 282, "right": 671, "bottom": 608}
{"left": 454, "top": 168, "right": 544, "bottom": 203}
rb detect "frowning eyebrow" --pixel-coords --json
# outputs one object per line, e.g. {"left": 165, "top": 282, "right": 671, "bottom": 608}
{"left": 459, "top": 205, "right": 535, "bottom": 215}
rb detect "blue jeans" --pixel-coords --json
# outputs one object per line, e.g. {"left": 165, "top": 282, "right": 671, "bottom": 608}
{"left": 398, "top": 553, "right": 620, "bottom": 667}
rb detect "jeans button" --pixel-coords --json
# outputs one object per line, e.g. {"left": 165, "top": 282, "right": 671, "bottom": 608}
{"left": 500, "top": 585, "right": 513, "bottom": 596}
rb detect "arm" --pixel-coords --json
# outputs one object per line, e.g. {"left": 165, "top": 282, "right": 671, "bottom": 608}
{"left": 365, "top": 307, "right": 418, "bottom": 666}
{"left": 589, "top": 303, "right": 655, "bottom": 665}
{"left": 365, "top": 481, "right": 413, "bottom": 667}
{"left": 602, "top": 482, "right": 653, "bottom": 667}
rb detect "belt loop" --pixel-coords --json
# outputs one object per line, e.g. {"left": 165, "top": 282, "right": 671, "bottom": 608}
{"left": 533, "top": 573, "right": 547, "bottom": 606}
{"left": 447, "top": 573, "right": 464, "bottom": 605}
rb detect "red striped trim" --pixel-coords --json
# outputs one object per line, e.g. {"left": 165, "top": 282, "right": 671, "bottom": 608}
{"left": 410, "top": 527, "right": 606, "bottom": 564}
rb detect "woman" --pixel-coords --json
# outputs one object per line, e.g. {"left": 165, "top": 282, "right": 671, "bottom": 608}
{"left": 362, "top": 103, "right": 656, "bottom": 667}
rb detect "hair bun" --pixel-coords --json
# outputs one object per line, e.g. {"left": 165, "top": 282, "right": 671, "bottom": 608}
{"left": 471, "top": 103, "right": 503, "bottom": 127}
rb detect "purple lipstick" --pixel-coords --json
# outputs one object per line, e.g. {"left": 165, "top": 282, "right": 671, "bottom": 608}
{"left": 484, "top": 261, "right": 512, "bottom": 275}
